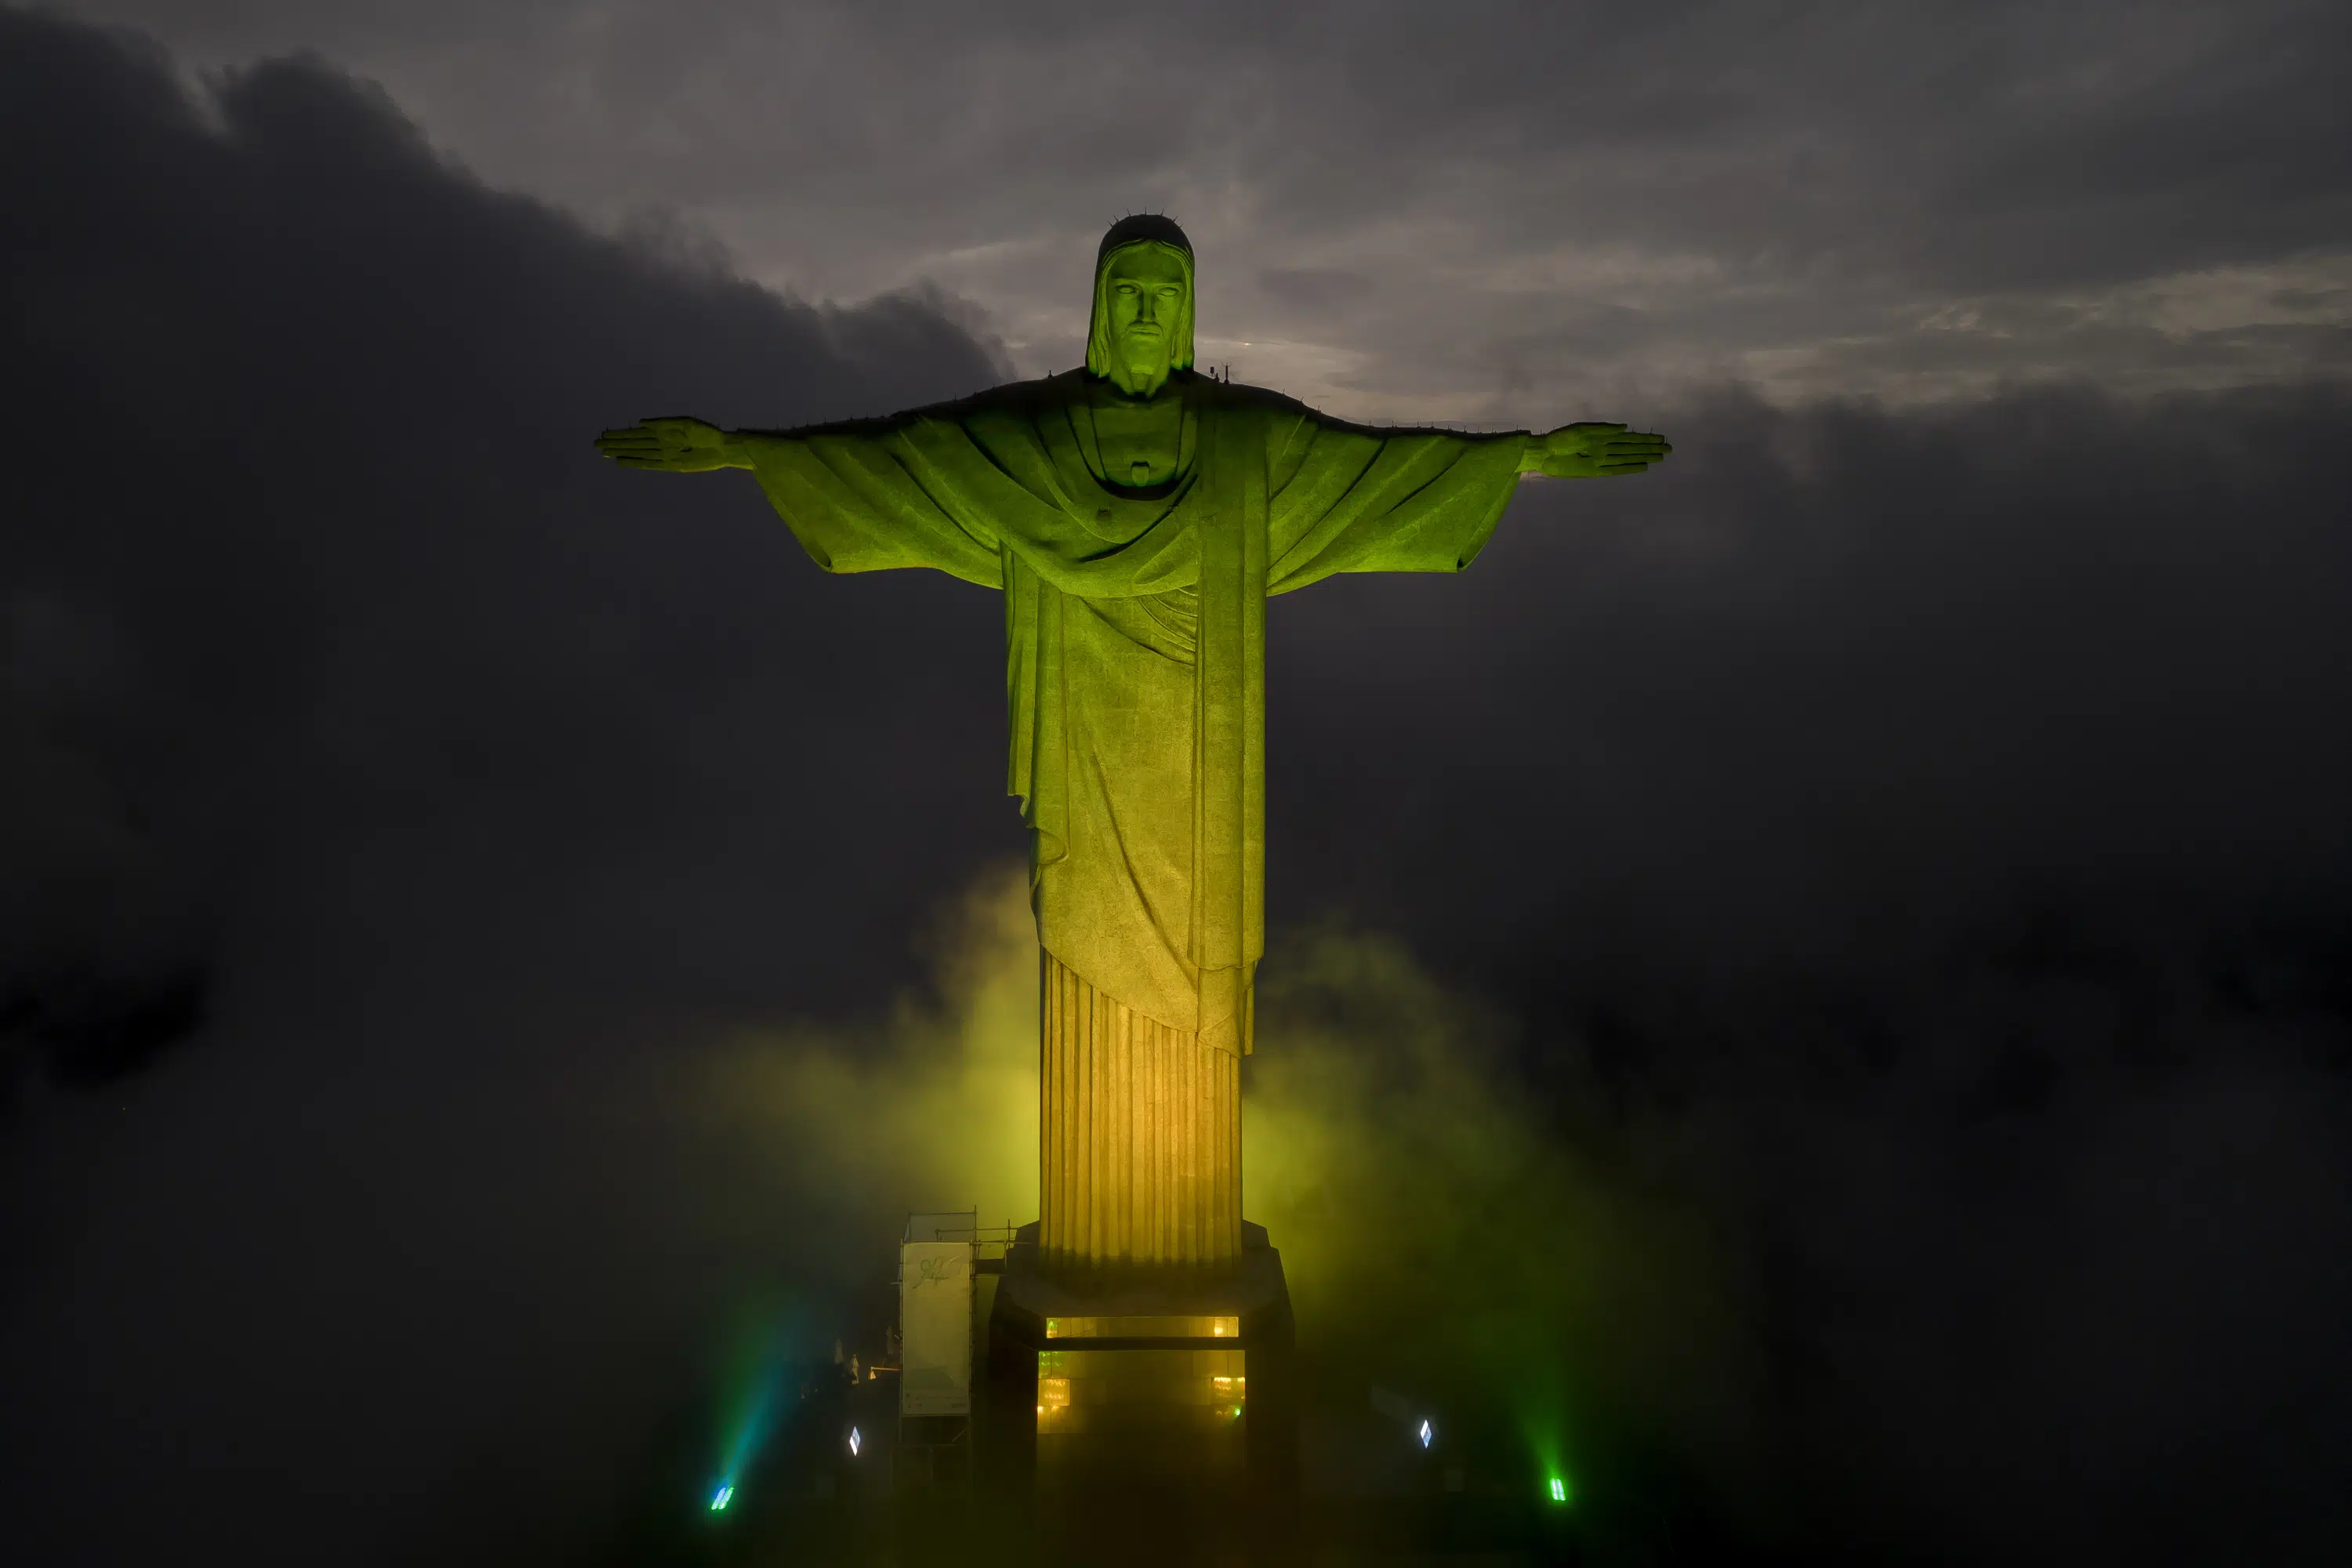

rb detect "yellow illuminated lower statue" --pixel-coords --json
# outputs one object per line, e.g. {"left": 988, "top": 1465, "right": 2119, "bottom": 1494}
{"left": 597, "top": 215, "right": 1668, "bottom": 1277}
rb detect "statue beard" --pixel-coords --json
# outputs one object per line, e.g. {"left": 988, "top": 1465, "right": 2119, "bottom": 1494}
{"left": 1109, "top": 335, "right": 1175, "bottom": 398}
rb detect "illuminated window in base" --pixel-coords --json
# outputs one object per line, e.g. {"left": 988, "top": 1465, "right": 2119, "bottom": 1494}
{"left": 1043, "top": 1315, "right": 1238, "bottom": 1340}
{"left": 1035, "top": 1348, "right": 1249, "bottom": 1476}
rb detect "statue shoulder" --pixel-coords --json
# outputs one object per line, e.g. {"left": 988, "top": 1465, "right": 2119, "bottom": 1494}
{"left": 1203, "top": 378, "right": 1311, "bottom": 417}
{"left": 893, "top": 370, "right": 1091, "bottom": 434}
{"left": 1181, "top": 374, "right": 1306, "bottom": 419}
{"left": 975, "top": 368, "right": 1091, "bottom": 412}
{"left": 1191, "top": 376, "right": 1319, "bottom": 449}
{"left": 903, "top": 375, "right": 1048, "bottom": 419}
{"left": 777, "top": 372, "right": 1075, "bottom": 439}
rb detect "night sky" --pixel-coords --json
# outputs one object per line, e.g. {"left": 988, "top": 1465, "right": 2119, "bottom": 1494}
{"left": 5, "top": 3, "right": 2350, "bottom": 1563}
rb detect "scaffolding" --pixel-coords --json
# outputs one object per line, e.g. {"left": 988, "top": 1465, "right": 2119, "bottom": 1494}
{"left": 896, "top": 1211, "right": 1016, "bottom": 1497}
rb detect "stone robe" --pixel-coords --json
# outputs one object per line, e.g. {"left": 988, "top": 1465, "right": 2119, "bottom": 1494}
{"left": 744, "top": 369, "right": 1525, "bottom": 1058}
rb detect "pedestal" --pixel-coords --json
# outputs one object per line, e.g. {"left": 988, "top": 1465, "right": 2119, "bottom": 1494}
{"left": 982, "top": 1221, "right": 1298, "bottom": 1566}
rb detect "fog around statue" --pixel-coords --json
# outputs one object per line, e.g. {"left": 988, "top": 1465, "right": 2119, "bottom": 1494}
{"left": 596, "top": 215, "right": 1668, "bottom": 1269}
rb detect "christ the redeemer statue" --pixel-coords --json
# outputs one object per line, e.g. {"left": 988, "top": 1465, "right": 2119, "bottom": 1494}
{"left": 597, "top": 215, "right": 1668, "bottom": 1276}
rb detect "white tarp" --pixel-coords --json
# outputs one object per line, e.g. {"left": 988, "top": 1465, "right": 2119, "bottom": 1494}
{"left": 898, "top": 1241, "right": 973, "bottom": 1416}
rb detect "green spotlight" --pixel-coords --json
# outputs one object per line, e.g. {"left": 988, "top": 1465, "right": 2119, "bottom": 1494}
{"left": 710, "top": 1483, "right": 734, "bottom": 1512}
{"left": 1548, "top": 1476, "right": 1570, "bottom": 1505}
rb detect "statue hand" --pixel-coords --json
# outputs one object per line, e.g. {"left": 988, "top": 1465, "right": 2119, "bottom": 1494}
{"left": 1523, "top": 421, "right": 1671, "bottom": 478}
{"left": 593, "top": 416, "right": 746, "bottom": 472}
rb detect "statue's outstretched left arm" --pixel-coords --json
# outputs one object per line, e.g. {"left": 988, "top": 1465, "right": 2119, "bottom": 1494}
{"left": 1264, "top": 404, "right": 1675, "bottom": 591}
{"left": 1519, "top": 422, "right": 1672, "bottom": 479}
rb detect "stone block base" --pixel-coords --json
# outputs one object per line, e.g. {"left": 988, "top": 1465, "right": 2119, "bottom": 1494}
{"left": 979, "top": 1221, "right": 1298, "bottom": 1566}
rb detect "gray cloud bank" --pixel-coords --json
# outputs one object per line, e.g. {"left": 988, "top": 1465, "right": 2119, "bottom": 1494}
{"left": 48, "top": 0, "right": 2352, "bottom": 417}
{"left": 3, "top": 9, "right": 2350, "bottom": 1564}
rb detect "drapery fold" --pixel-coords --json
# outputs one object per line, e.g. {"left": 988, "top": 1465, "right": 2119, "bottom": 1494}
{"left": 743, "top": 371, "right": 1526, "bottom": 1051}
{"left": 1039, "top": 949, "right": 1240, "bottom": 1270}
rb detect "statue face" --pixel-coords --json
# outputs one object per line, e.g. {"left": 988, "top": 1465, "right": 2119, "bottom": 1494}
{"left": 1102, "top": 244, "right": 1189, "bottom": 384}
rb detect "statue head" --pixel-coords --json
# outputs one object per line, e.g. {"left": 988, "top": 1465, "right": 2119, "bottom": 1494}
{"left": 1086, "top": 214, "right": 1194, "bottom": 397}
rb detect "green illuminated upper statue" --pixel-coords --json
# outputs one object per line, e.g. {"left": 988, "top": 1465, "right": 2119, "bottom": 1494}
{"left": 598, "top": 216, "right": 1668, "bottom": 1060}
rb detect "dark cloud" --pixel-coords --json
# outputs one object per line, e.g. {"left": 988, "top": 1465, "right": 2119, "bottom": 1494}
{"left": 1, "top": 14, "right": 1006, "bottom": 1559}
{"left": 1272, "top": 379, "right": 2352, "bottom": 978}
{"left": 1262, "top": 380, "right": 2352, "bottom": 1560}
{"left": 5, "top": 8, "right": 2352, "bottom": 1566}
{"left": 0, "top": 4, "right": 1009, "bottom": 1092}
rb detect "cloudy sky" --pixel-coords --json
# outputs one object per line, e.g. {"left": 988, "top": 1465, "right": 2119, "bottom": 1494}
{"left": 51, "top": 0, "right": 2352, "bottom": 417}
{"left": 4, "top": 4, "right": 2350, "bottom": 1565}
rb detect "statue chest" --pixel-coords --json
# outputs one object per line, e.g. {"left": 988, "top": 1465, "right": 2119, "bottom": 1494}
{"left": 1083, "top": 393, "right": 1192, "bottom": 490}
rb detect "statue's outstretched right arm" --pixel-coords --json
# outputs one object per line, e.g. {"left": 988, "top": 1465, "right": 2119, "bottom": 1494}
{"left": 593, "top": 405, "right": 1006, "bottom": 586}
{"left": 595, "top": 379, "right": 1025, "bottom": 474}
{"left": 593, "top": 416, "right": 750, "bottom": 472}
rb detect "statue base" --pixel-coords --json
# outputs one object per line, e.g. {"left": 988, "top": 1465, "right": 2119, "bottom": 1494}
{"left": 980, "top": 1221, "right": 1298, "bottom": 1566}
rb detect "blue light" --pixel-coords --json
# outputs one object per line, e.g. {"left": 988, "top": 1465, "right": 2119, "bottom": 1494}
{"left": 848, "top": 1426, "right": 862, "bottom": 1457}
{"left": 1418, "top": 1419, "right": 1433, "bottom": 1448}
{"left": 710, "top": 1317, "right": 801, "bottom": 1523}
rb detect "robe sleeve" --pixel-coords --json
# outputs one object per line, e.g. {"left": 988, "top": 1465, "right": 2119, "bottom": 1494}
{"left": 736, "top": 398, "right": 1009, "bottom": 590}
{"left": 1261, "top": 401, "right": 1528, "bottom": 595}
